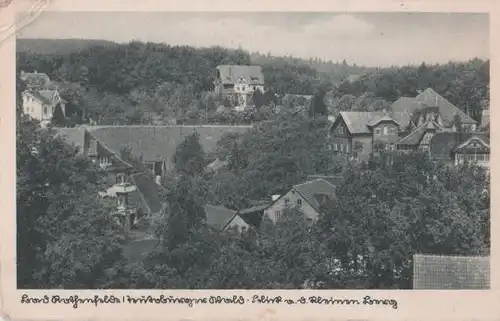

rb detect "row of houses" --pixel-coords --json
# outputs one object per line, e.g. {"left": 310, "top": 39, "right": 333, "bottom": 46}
{"left": 329, "top": 88, "right": 490, "bottom": 168}
{"left": 21, "top": 69, "right": 489, "bottom": 235}
{"left": 203, "top": 175, "right": 342, "bottom": 233}
{"left": 52, "top": 95, "right": 489, "bottom": 236}
{"left": 20, "top": 65, "right": 266, "bottom": 126}
{"left": 54, "top": 120, "right": 344, "bottom": 235}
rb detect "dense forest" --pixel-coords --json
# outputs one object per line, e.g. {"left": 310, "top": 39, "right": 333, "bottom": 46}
{"left": 17, "top": 39, "right": 489, "bottom": 126}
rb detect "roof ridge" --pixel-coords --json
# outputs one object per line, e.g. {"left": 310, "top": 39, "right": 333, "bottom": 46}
{"left": 294, "top": 178, "right": 335, "bottom": 189}
{"left": 204, "top": 204, "right": 237, "bottom": 212}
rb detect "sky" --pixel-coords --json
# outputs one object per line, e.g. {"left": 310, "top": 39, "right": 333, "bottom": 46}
{"left": 17, "top": 11, "right": 489, "bottom": 66}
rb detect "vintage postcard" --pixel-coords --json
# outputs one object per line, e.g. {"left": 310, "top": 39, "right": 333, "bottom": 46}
{"left": 0, "top": 0, "right": 498, "bottom": 320}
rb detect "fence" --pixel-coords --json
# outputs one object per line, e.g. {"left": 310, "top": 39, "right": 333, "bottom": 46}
{"left": 413, "top": 254, "right": 490, "bottom": 289}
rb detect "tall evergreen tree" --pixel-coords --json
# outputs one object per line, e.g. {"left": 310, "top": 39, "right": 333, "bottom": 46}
{"left": 173, "top": 132, "right": 206, "bottom": 177}
{"left": 308, "top": 88, "right": 328, "bottom": 118}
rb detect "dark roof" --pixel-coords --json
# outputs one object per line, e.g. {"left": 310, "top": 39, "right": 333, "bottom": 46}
{"left": 454, "top": 134, "right": 490, "bottom": 153}
{"left": 130, "top": 172, "right": 164, "bottom": 214}
{"left": 306, "top": 175, "right": 344, "bottom": 187}
{"left": 237, "top": 204, "right": 269, "bottom": 228}
{"left": 367, "top": 115, "right": 402, "bottom": 128}
{"left": 413, "top": 254, "right": 490, "bottom": 289}
{"left": 204, "top": 204, "right": 238, "bottom": 231}
{"left": 216, "top": 65, "right": 264, "bottom": 85}
{"left": 395, "top": 120, "right": 441, "bottom": 146}
{"left": 293, "top": 179, "right": 336, "bottom": 212}
{"left": 415, "top": 88, "right": 477, "bottom": 126}
{"left": 390, "top": 97, "right": 424, "bottom": 128}
{"left": 238, "top": 203, "right": 270, "bottom": 215}
{"left": 338, "top": 111, "right": 387, "bottom": 134}
{"left": 429, "top": 132, "right": 489, "bottom": 160}
{"left": 86, "top": 125, "right": 252, "bottom": 164}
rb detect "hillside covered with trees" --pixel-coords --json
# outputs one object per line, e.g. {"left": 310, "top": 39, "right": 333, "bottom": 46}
{"left": 17, "top": 39, "right": 489, "bottom": 126}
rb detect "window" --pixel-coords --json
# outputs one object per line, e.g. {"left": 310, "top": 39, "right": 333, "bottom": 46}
{"left": 389, "top": 127, "right": 396, "bottom": 135}
{"left": 476, "top": 154, "right": 484, "bottom": 161}
{"left": 467, "top": 154, "right": 474, "bottom": 162}
{"left": 346, "top": 144, "right": 350, "bottom": 153}
{"left": 116, "top": 173, "right": 126, "bottom": 184}
{"left": 99, "top": 156, "right": 110, "bottom": 167}
{"left": 334, "top": 143, "right": 338, "bottom": 151}
{"left": 485, "top": 154, "right": 490, "bottom": 161}
{"left": 297, "top": 198, "right": 302, "bottom": 206}
{"left": 340, "top": 144, "right": 343, "bottom": 152}
{"left": 338, "top": 126, "right": 344, "bottom": 135}
{"left": 275, "top": 211, "right": 281, "bottom": 219}
{"left": 375, "top": 128, "right": 381, "bottom": 135}
{"left": 383, "top": 126, "right": 388, "bottom": 135}
{"left": 284, "top": 198, "right": 290, "bottom": 206}
{"left": 43, "top": 106, "right": 48, "bottom": 115}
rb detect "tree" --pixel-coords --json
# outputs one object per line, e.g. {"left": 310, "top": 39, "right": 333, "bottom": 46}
{"left": 318, "top": 153, "right": 490, "bottom": 289}
{"left": 173, "top": 132, "right": 206, "bottom": 177}
{"left": 251, "top": 88, "right": 265, "bottom": 108}
{"left": 308, "top": 88, "right": 328, "bottom": 118}
{"left": 50, "top": 104, "right": 66, "bottom": 127}
{"left": 17, "top": 115, "right": 125, "bottom": 288}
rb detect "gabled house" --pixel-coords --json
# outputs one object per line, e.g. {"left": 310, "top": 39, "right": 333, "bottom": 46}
{"left": 64, "top": 125, "right": 253, "bottom": 182}
{"left": 330, "top": 88, "right": 479, "bottom": 161}
{"left": 22, "top": 89, "right": 66, "bottom": 127}
{"left": 55, "top": 125, "right": 253, "bottom": 231}
{"left": 390, "top": 88, "right": 477, "bottom": 132}
{"left": 429, "top": 132, "right": 490, "bottom": 168}
{"left": 204, "top": 204, "right": 250, "bottom": 233}
{"left": 329, "top": 111, "right": 401, "bottom": 162}
{"left": 395, "top": 119, "right": 443, "bottom": 152}
{"left": 263, "top": 179, "right": 337, "bottom": 223}
{"left": 214, "top": 65, "right": 265, "bottom": 108}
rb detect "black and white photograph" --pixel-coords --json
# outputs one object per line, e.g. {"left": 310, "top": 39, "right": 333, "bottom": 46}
{"left": 15, "top": 11, "right": 490, "bottom": 290}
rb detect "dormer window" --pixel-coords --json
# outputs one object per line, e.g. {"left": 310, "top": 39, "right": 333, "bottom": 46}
{"left": 116, "top": 173, "right": 127, "bottom": 184}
